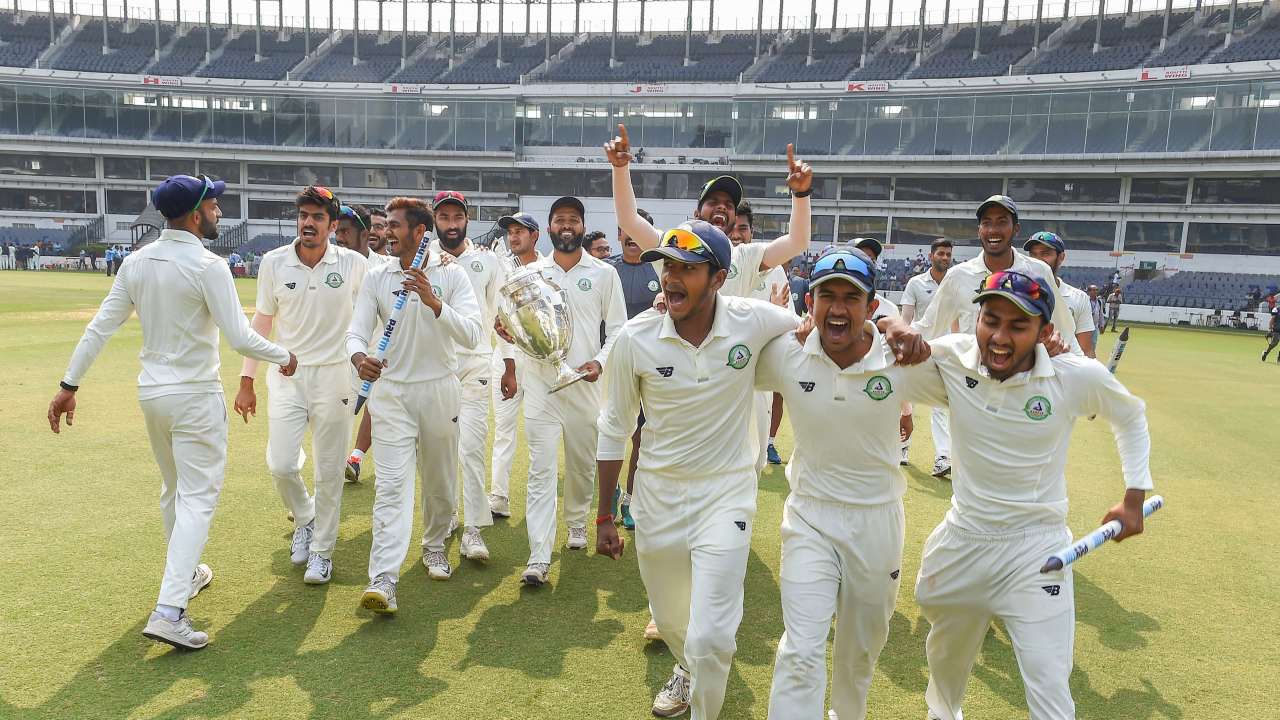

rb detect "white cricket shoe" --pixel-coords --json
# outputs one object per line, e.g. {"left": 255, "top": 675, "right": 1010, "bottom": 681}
{"left": 189, "top": 563, "right": 213, "bottom": 601}
{"left": 303, "top": 552, "right": 332, "bottom": 584}
{"left": 361, "top": 573, "right": 397, "bottom": 614}
{"left": 899, "top": 443, "right": 911, "bottom": 466}
{"left": 931, "top": 455, "right": 952, "bottom": 478}
{"left": 289, "top": 519, "right": 314, "bottom": 565}
{"left": 644, "top": 618, "right": 664, "bottom": 641}
{"left": 521, "top": 562, "right": 550, "bottom": 587}
{"left": 652, "top": 664, "right": 691, "bottom": 717}
{"left": 460, "top": 527, "right": 490, "bottom": 562}
{"left": 423, "top": 550, "right": 452, "bottom": 580}
{"left": 143, "top": 611, "right": 209, "bottom": 650}
{"left": 566, "top": 526, "right": 588, "bottom": 550}
{"left": 488, "top": 494, "right": 511, "bottom": 518}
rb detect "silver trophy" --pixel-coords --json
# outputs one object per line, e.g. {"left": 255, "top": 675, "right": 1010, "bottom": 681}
{"left": 493, "top": 235, "right": 586, "bottom": 394}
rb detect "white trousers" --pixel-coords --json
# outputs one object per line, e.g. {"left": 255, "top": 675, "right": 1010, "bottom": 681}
{"left": 140, "top": 392, "right": 228, "bottom": 609}
{"left": 489, "top": 351, "right": 525, "bottom": 501}
{"left": 634, "top": 470, "right": 757, "bottom": 720}
{"left": 367, "top": 375, "right": 461, "bottom": 581}
{"left": 768, "top": 494, "right": 905, "bottom": 720}
{"left": 522, "top": 374, "right": 600, "bottom": 564}
{"left": 266, "top": 362, "right": 354, "bottom": 557}
{"left": 915, "top": 520, "right": 1076, "bottom": 720}
{"left": 457, "top": 353, "right": 493, "bottom": 529}
{"left": 753, "top": 391, "right": 771, "bottom": 473}
{"left": 931, "top": 407, "right": 951, "bottom": 458}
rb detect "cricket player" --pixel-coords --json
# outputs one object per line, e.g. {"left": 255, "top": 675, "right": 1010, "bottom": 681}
{"left": 1023, "top": 231, "right": 1097, "bottom": 358}
{"left": 47, "top": 174, "right": 297, "bottom": 649}
{"left": 758, "top": 248, "right": 945, "bottom": 720}
{"left": 596, "top": 223, "right": 929, "bottom": 719}
{"left": 368, "top": 206, "right": 390, "bottom": 254}
{"left": 912, "top": 195, "right": 1079, "bottom": 477}
{"left": 731, "top": 201, "right": 792, "bottom": 468}
{"left": 498, "top": 196, "right": 626, "bottom": 587}
{"left": 346, "top": 197, "right": 482, "bottom": 613}
{"left": 1262, "top": 304, "right": 1280, "bottom": 362}
{"left": 901, "top": 238, "right": 954, "bottom": 467}
{"left": 604, "top": 207, "right": 661, "bottom": 532}
{"left": 913, "top": 269, "right": 1152, "bottom": 720}
{"left": 488, "top": 212, "right": 543, "bottom": 518}
{"left": 233, "top": 186, "right": 367, "bottom": 585}
{"left": 429, "top": 190, "right": 507, "bottom": 562}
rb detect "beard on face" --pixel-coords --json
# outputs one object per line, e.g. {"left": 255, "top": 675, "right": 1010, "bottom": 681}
{"left": 200, "top": 213, "right": 219, "bottom": 241}
{"left": 439, "top": 222, "right": 467, "bottom": 251}
{"left": 552, "top": 228, "right": 584, "bottom": 254}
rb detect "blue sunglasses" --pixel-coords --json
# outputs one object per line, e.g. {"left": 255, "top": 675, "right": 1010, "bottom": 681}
{"left": 811, "top": 250, "right": 875, "bottom": 283}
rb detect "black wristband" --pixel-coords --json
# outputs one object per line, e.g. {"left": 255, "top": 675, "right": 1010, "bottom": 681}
{"left": 59, "top": 381, "right": 79, "bottom": 392}
{"left": 791, "top": 188, "right": 813, "bottom": 198}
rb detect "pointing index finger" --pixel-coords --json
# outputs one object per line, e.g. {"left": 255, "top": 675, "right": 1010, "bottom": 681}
{"left": 786, "top": 143, "right": 796, "bottom": 170}
{"left": 618, "top": 123, "right": 629, "bottom": 146}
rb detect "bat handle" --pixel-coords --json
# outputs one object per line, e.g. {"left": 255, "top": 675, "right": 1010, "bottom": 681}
{"left": 1039, "top": 557, "right": 1064, "bottom": 573}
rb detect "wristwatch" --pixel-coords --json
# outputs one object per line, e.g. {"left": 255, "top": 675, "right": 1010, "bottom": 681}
{"left": 791, "top": 188, "right": 813, "bottom": 198}
{"left": 59, "top": 381, "right": 78, "bottom": 392}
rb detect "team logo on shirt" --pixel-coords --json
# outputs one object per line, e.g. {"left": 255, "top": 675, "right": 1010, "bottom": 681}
{"left": 284, "top": 282, "right": 297, "bottom": 290}
{"left": 863, "top": 375, "right": 893, "bottom": 401}
{"left": 656, "top": 366, "right": 674, "bottom": 377}
{"left": 324, "top": 272, "right": 344, "bottom": 288}
{"left": 890, "top": 569, "right": 900, "bottom": 580}
{"left": 647, "top": 279, "right": 660, "bottom": 292}
{"left": 1042, "top": 585, "right": 1061, "bottom": 596}
{"left": 726, "top": 344, "right": 752, "bottom": 369}
{"left": 798, "top": 381, "right": 815, "bottom": 392}
{"left": 341, "top": 398, "right": 349, "bottom": 405}
{"left": 727, "top": 263, "right": 739, "bottom": 280}
{"left": 432, "top": 285, "right": 443, "bottom": 297}
{"left": 964, "top": 376, "right": 979, "bottom": 389}
{"left": 578, "top": 278, "right": 593, "bottom": 291}
{"left": 1024, "top": 396, "right": 1052, "bottom": 421}
{"left": 471, "top": 260, "right": 484, "bottom": 272}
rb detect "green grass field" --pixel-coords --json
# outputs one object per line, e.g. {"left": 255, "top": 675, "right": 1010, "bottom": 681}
{"left": 0, "top": 270, "right": 1275, "bottom": 719}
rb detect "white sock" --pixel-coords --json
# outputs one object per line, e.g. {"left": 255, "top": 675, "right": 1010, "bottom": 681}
{"left": 349, "top": 449, "right": 364, "bottom": 462}
{"left": 768, "top": 436, "right": 776, "bottom": 445}
{"left": 154, "top": 603, "right": 182, "bottom": 621}
{"left": 620, "top": 491, "right": 632, "bottom": 505}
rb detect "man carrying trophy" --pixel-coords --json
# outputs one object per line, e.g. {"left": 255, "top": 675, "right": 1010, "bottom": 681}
{"left": 497, "top": 196, "right": 627, "bottom": 588}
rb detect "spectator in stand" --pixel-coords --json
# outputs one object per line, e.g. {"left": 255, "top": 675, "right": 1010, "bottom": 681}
{"left": 1106, "top": 287, "right": 1123, "bottom": 332}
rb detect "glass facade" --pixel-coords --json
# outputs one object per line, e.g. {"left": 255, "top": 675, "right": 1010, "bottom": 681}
{"left": 1124, "top": 221, "right": 1183, "bottom": 252}
{"left": 1130, "top": 177, "right": 1188, "bottom": 204}
{"left": 1187, "top": 222, "right": 1280, "bottom": 256}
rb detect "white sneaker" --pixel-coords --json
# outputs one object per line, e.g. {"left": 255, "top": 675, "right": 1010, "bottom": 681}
{"left": 289, "top": 519, "right": 314, "bottom": 565}
{"left": 488, "top": 494, "right": 511, "bottom": 518}
{"left": 566, "top": 526, "right": 588, "bottom": 550}
{"left": 423, "top": 550, "right": 452, "bottom": 580}
{"left": 932, "top": 455, "right": 952, "bottom": 478}
{"left": 448, "top": 510, "right": 459, "bottom": 535}
{"left": 361, "top": 573, "right": 397, "bottom": 614}
{"left": 189, "top": 563, "right": 213, "bottom": 601}
{"left": 652, "top": 664, "right": 691, "bottom": 717}
{"left": 899, "top": 443, "right": 911, "bottom": 466}
{"left": 643, "top": 617, "right": 664, "bottom": 641}
{"left": 143, "top": 611, "right": 209, "bottom": 650}
{"left": 521, "top": 562, "right": 550, "bottom": 587}
{"left": 304, "top": 552, "right": 332, "bottom": 584}
{"left": 460, "top": 527, "right": 490, "bottom": 562}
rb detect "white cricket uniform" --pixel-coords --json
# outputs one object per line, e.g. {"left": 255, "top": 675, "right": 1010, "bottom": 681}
{"left": 721, "top": 241, "right": 774, "bottom": 473}
{"left": 345, "top": 253, "right": 482, "bottom": 581}
{"left": 747, "top": 262, "right": 794, "bottom": 472}
{"left": 521, "top": 251, "right": 626, "bottom": 564}
{"left": 1061, "top": 280, "right": 1096, "bottom": 337}
{"left": 913, "top": 250, "right": 1079, "bottom": 353}
{"left": 248, "top": 239, "right": 367, "bottom": 558}
{"left": 432, "top": 239, "right": 507, "bottom": 531}
{"left": 902, "top": 269, "right": 952, "bottom": 458}
{"left": 490, "top": 252, "right": 547, "bottom": 502}
{"left": 913, "top": 335, "right": 1152, "bottom": 720}
{"left": 757, "top": 326, "right": 947, "bottom": 720}
{"left": 597, "top": 296, "right": 799, "bottom": 720}
{"left": 61, "top": 229, "right": 290, "bottom": 608}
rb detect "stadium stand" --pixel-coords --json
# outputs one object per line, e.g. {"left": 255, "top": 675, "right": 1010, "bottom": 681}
{"left": 146, "top": 26, "right": 227, "bottom": 76}
{"left": 544, "top": 33, "right": 761, "bottom": 83}
{"left": 0, "top": 12, "right": 68, "bottom": 67}
{"left": 0, "top": 226, "right": 74, "bottom": 249}
{"left": 1119, "top": 271, "right": 1280, "bottom": 310}
{"left": 1211, "top": 11, "right": 1280, "bottom": 63}
{"left": 51, "top": 21, "right": 175, "bottom": 74}
{"left": 850, "top": 28, "right": 937, "bottom": 81}
{"left": 236, "top": 233, "right": 292, "bottom": 256}
{"left": 303, "top": 32, "right": 428, "bottom": 83}
{"left": 197, "top": 29, "right": 324, "bottom": 80}
{"left": 1026, "top": 12, "right": 1191, "bottom": 74}
{"left": 437, "top": 35, "right": 571, "bottom": 84}
{"left": 757, "top": 31, "right": 877, "bottom": 83}
{"left": 910, "top": 21, "right": 1060, "bottom": 79}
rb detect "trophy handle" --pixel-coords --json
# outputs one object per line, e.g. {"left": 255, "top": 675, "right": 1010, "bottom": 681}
{"left": 549, "top": 361, "right": 588, "bottom": 394}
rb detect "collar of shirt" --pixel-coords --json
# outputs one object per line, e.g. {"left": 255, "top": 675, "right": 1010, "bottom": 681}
{"left": 956, "top": 339, "right": 1055, "bottom": 385}
{"left": 658, "top": 296, "right": 732, "bottom": 345}
{"left": 284, "top": 237, "right": 338, "bottom": 267}
{"left": 157, "top": 228, "right": 204, "bottom": 246}
{"left": 802, "top": 321, "right": 891, "bottom": 374}
{"left": 429, "top": 238, "right": 476, "bottom": 258}
{"left": 537, "top": 249, "right": 592, "bottom": 275}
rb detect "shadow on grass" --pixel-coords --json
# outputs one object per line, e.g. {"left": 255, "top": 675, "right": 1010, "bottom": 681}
{"left": 904, "top": 465, "right": 954, "bottom": 501}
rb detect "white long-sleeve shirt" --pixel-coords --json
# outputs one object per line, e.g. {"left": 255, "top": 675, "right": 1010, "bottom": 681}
{"left": 925, "top": 333, "right": 1152, "bottom": 532}
{"left": 519, "top": 251, "right": 627, "bottom": 393}
{"left": 912, "top": 250, "right": 1079, "bottom": 353}
{"left": 62, "top": 229, "right": 290, "bottom": 400}
{"left": 430, "top": 238, "right": 506, "bottom": 360}
{"left": 597, "top": 296, "right": 799, "bottom": 478}
{"left": 755, "top": 325, "right": 947, "bottom": 506}
{"left": 344, "top": 253, "right": 482, "bottom": 383}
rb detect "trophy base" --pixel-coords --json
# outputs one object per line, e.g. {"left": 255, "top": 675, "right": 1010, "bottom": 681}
{"left": 548, "top": 366, "right": 588, "bottom": 394}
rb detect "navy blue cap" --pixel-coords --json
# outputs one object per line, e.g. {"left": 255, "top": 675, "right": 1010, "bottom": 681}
{"left": 697, "top": 175, "right": 743, "bottom": 209}
{"left": 1023, "top": 231, "right": 1065, "bottom": 254}
{"left": 152, "top": 174, "right": 225, "bottom": 219}
{"left": 853, "top": 237, "right": 884, "bottom": 259}
{"left": 808, "top": 247, "right": 877, "bottom": 295}
{"left": 977, "top": 194, "right": 1019, "bottom": 221}
{"left": 641, "top": 220, "right": 732, "bottom": 272}
{"left": 973, "top": 270, "right": 1055, "bottom": 323}
{"left": 549, "top": 196, "right": 586, "bottom": 222}
{"left": 498, "top": 212, "right": 540, "bottom": 233}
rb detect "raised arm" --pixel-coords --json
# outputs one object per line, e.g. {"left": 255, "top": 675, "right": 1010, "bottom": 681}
{"left": 761, "top": 144, "right": 813, "bottom": 271}
{"left": 606, "top": 124, "right": 662, "bottom": 250}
